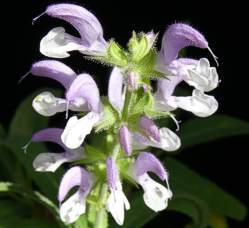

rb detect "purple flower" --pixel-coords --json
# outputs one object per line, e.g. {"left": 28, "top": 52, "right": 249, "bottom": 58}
{"left": 119, "top": 125, "right": 132, "bottom": 156}
{"left": 58, "top": 166, "right": 94, "bottom": 223}
{"left": 132, "top": 127, "right": 181, "bottom": 152}
{"left": 32, "top": 128, "right": 84, "bottom": 172}
{"left": 40, "top": 4, "right": 107, "bottom": 58}
{"left": 131, "top": 152, "right": 172, "bottom": 212}
{"left": 31, "top": 60, "right": 103, "bottom": 149}
{"left": 106, "top": 156, "right": 130, "bottom": 225}
{"left": 139, "top": 116, "right": 161, "bottom": 142}
{"left": 108, "top": 67, "right": 125, "bottom": 113}
{"left": 155, "top": 24, "right": 219, "bottom": 118}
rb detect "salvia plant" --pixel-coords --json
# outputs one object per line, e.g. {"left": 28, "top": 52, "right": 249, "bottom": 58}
{"left": 1, "top": 2, "right": 246, "bottom": 228}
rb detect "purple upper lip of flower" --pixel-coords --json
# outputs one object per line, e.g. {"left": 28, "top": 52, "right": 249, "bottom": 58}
{"left": 134, "top": 152, "right": 168, "bottom": 181}
{"left": 31, "top": 60, "right": 102, "bottom": 113}
{"left": 45, "top": 3, "right": 106, "bottom": 48}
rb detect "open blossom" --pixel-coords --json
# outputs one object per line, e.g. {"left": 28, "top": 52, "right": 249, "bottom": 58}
{"left": 155, "top": 23, "right": 219, "bottom": 118}
{"left": 58, "top": 166, "right": 94, "bottom": 223}
{"left": 40, "top": 4, "right": 107, "bottom": 58}
{"left": 28, "top": 3, "right": 220, "bottom": 226}
{"left": 106, "top": 157, "right": 130, "bottom": 225}
{"left": 131, "top": 152, "right": 172, "bottom": 212}
{"left": 31, "top": 60, "right": 103, "bottom": 149}
{"left": 32, "top": 128, "right": 84, "bottom": 172}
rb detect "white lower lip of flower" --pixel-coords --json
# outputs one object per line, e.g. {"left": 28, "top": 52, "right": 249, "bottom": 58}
{"left": 132, "top": 128, "right": 181, "bottom": 152}
{"left": 106, "top": 186, "right": 130, "bottom": 226}
{"left": 60, "top": 190, "right": 86, "bottom": 224}
{"left": 33, "top": 152, "right": 67, "bottom": 172}
{"left": 140, "top": 175, "right": 171, "bottom": 212}
{"left": 61, "top": 112, "right": 100, "bottom": 149}
{"left": 32, "top": 91, "right": 68, "bottom": 117}
{"left": 172, "top": 89, "right": 218, "bottom": 117}
{"left": 185, "top": 58, "right": 219, "bottom": 92}
{"left": 40, "top": 27, "right": 85, "bottom": 59}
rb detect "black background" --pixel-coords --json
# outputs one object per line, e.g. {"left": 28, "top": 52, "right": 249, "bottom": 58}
{"left": 1, "top": 0, "right": 248, "bottom": 227}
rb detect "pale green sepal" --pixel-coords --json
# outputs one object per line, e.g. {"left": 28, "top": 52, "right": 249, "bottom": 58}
{"left": 135, "top": 50, "right": 165, "bottom": 80}
{"left": 107, "top": 40, "right": 129, "bottom": 67}
{"left": 95, "top": 97, "right": 119, "bottom": 132}
{"left": 128, "top": 32, "right": 150, "bottom": 62}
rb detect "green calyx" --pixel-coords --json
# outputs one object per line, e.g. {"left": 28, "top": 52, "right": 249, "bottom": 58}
{"left": 94, "top": 88, "right": 169, "bottom": 134}
{"left": 91, "top": 32, "right": 164, "bottom": 81}
{"left": 128, "top": 31, "right": 153, "bottom": 62}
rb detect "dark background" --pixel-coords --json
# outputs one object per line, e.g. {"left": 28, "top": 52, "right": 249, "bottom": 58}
{"left": 1, "top": 0, "right": 248, "bottom": 227}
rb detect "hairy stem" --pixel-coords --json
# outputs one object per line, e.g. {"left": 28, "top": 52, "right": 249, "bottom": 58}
{"left": 95, "top": 183, "right": 108, "bottom": 228}
{"left": 122, "top": 89, "right": 133, "bottom": 121}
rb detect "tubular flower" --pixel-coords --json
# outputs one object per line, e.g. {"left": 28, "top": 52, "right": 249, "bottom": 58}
{"left": 32, "top": 128, "right": 84, "bottom": 172}
{"left": 106, "top": 157, "right": 130, "bottom": 225}
{"left": 40, "top": 4, "right": 107, "bottom": 58}
{"left": 27, "top": 3, "right": 220, "bottom": 226}
{"left": 155, "top": 23, "right": 219, "bottom": 118}
{"left": 131, "top": 152, "right": 172, "bottom": 212}
{"left": 58, "top": 167, "right": 94, "bottom": 223}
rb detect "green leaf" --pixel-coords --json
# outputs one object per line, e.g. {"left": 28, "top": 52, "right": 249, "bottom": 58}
{"left": 117, "top": 192, "right": 158, "bottom": 228}
{"left": 166, "top": 158, "right": 247, "bottom": 221}
{"left": 0, "top": 199, "right": 30, "bottom": 220}
{"left": 180, "top": 115, "right": 249, "bottom": 150}
{"left": 0, "top": 122, "right": 4, "bottom": 138}
{"left": 0, "top": 218, "right": 56, "bottom": 228}
{"left": 6, "top": 89, "right": 63, "bottom": 199}
{"left": 0, "top": 182, "right": 60, "bottom": 220}
{"left": 208, "top": 213, "right": 228, "bottom": 228}
{"left": 117, "top": 190, "right": 209, "bottom": 228}
{"left": 0, "top": 145, "right": 17, "bottom": 181}
{"left": 168, "top": 193, "right": 210, "bottom": 228}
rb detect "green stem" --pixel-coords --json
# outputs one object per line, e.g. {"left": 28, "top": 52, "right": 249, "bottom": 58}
{"left": 94, "top": 183, "right": 108, "bottom": 228}
{"left": 122, "top": 89, "right": 133, "bottom": 121}
{"left": 112, "top": 143, "right": 120, "bottom": 160}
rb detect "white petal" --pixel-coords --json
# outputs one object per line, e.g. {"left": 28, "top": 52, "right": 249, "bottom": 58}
{"left": 60, "top": 191, "right": 86, "bottom": 224}
{"left": 106, "top": 187, "right": 130, "bottom": 226}
{"left": 61, "top": 112, "right": 100, "bottom": 149}
{"left": 108, "top": 67, "right": 124, "bottom": 113}
{"left": 69, "top": 97, "right": 89, "bottom": 112}
{"left": 169, "top": 89, "right": 218, "bottom": 117}
{"left": 185, "top": 58, "right": 219, "bottom": 92}
{"left": 40, "top": 27, "right": 85, "bottom": 58}
{"left": 33, "top": 152, "right": 67, "bottom": 172}
{"left": 140, "top": 175, "right": 171, "bottom": 212}
{"left": 132, "top": 133, "right": 150, "bottom": 150}
{"left": 157, "top": 128, "right": 181, "bottom": 151}
{"left": 132, "top": 128, "right": 181, "bottom": 152}
{"left": 32, "top": 91, "right": 67, "bottom": 116}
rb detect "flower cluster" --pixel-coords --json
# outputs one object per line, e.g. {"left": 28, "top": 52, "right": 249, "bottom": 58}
{"left": 28, "top": 3, "right": 219, "bottom": 226}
